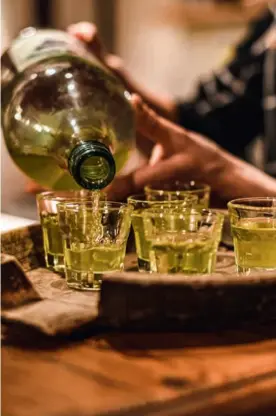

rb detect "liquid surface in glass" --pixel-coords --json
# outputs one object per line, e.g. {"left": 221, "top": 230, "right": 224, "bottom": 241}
{"left": 232, "top": 217, "right": 276, "bottom": 270}
{"left": 39, "top": 190, "right": 103, "bottom": 272}
{"left": 149, "top": 232, "right": 217, "bottom": 274}
{"left": 41, "top": 213, "right": 64, "bottom": 271}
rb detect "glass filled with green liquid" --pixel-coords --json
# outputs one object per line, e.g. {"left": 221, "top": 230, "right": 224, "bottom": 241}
{"left": 57, "top": 201, "right": 133, "bottom": 290}
{"left": 2, "top": 27, "right": 135, "bottom": 192}
{"left": 127, "top": 194, "right": 198, "bottom": 272}
{"left": 228, "top": 198, "right": 276, "bottom": 274}
{"left": 144, "top": 181, "right": 210, "bottom": 210}
{"left": 37, "top": 190, "right": 106, "bottom": 273}
{"left": 143, "top": 209, "right": 223, "bottom": 274}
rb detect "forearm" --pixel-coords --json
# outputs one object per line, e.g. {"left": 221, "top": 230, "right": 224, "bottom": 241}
{"left": 207, "top": 149, "right": 276, "bottom": 201}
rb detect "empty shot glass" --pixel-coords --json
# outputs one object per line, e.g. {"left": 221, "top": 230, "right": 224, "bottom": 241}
{"left": 144, "top": 181, "right": 210, "bottom": 209}
{"left": 37, "top": 190, "right": 106, "bottom": 273}
{"left": 58, "top": 201, "right": 133, "bottom": 290}
{"left": 228, "top": 197, "right": 276, "bottom": 274}
{"left": 143, "top": 209, "right": 224, "bottom": 274}
{"left": 127, "top": 193, "right": 197, "bottom": 272}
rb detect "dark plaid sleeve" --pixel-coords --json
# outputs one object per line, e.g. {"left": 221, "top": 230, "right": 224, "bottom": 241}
{"left": 176, "top": 11, "right": 272, "bottom": 158}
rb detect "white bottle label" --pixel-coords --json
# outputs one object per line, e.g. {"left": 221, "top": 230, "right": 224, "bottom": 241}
{"left": 9, "top": 27, "right": 105, "bottom": 73}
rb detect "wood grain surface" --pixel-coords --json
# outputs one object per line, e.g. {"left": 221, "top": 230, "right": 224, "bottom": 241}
{"left": 2, "top": 327, "right": 276, "bottom": 416}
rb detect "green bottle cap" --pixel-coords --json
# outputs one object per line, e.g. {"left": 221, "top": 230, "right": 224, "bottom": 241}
{"left": 69, "top": 141, "right": 116, "bottom": 190}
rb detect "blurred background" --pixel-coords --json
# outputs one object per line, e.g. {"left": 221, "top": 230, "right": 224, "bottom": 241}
{"left": 1, "top": 0, "right": 266, "bottom": 220}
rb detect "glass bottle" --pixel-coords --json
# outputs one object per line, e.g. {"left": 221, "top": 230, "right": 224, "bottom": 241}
{"left": 1, "top": 27, "right": 135, "bottom": 190}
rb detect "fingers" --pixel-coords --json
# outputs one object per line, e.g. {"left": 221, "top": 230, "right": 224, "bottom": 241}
{"left": 131, "top": 94, "right": 184, "bottom": 146}
{"left": 68, "top": 22, "right": 142, "bottom": 95}
{"left": 105, "top": 54, "right": 133, "bottom": 89}
{"left": 68, "top": 22, "right": 97, "bottom": 43}
{"left": 68, "top": 22, "right": 107, "bottom": 62}
{"left": 68, "top": 23, "right": 131, "bottom": 83}
{"left": 131, "top": 95, "right": 166, "bottom": 144}
{"left": 105, "top": 172, "right": 137, "bottom": 201}
{"left": 105, "top": 54, "right": 125, "bottom": 75}
{"left": 105, "top": 55, "right": 143, "bottom": 95}
{"left": 149, "top": 143, "right": 164, "bottom": 166}
{"left": 25, "top": 181, "right": 47, "bottom": 194}
{"left": 132, "top": 154, "right": 194, "bottom": 190}
{"left": 105, "top": 153, "right": 196, "bottom": 200}
{"left": 136, "top": 132, "right": 155, "bottom": 159}
{"left": 133, "top": 159, "right": 174, "bottom": 188}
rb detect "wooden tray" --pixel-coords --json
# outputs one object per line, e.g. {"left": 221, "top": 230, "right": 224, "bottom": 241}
{"left": 1, "top": 223, "right": 276, "bottom": 335}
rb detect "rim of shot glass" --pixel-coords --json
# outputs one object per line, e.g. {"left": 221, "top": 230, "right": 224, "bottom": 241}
{"left": 228, "top": 198, "right": 276, "bottom": 274}
{"left": 228, "top": 197, "right": 276, "bottom": 212}
{"left": 142, "top": 209, "right": 224, "bottom": 275}
{"left": 144, "top": 181, "right": 211, "bottom": 196}
{"left": 36, "top": 190, "right": 106, "bottom": 203}
{"left": 142, "top": 208, "right": 224, "bottom": 250}
{"left": 57, "top": 201, "right": 132, "bottom": 291}
{"left": 127, "top": 193, "right": 197, "bottom": 207}
{"left": 57, "top": 200, "right": 132, "bottom": 214}
{"left": 36, "top": 191, "right": 106, "bottom": 272}
{"left": 127, "top": 194, "right": 197, "bottom": 273}
{"left": 142, "top": 208, "right": 223, "bottom": 221}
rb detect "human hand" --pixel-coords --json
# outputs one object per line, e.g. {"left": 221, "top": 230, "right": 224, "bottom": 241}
{"left": 25, "top": 180, "right": 47, "bottom": 194}
{"left": 25, "top": 94, "right": 276, "bottom": 201}
{"left": 67, "top": 22, "right": 137, "bottom": 92}
{"left": 67, "top": 22, "right": 175, "bottom": 120}
{"left": 106, "top": 94, "right": 276, "bottom": 201}
{"left": 105, "top": 94, "right": 226, "bottom": 200}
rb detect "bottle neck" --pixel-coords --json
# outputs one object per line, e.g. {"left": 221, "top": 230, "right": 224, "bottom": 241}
{"left": 68, "top": 141, "right": 116, "bottom": 190}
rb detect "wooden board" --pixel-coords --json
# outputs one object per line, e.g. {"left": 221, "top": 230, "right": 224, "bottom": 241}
{"left": 1, "top": 224, "right": 276, "bottom": 337}
{"left": 2, "top": 328, "right": 276, "bottom": 416}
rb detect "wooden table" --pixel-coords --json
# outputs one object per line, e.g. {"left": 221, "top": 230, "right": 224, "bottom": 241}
{"left": 2, "top": 326, "right": 276, "bottom": 416}
{"left": 2, "top": 223, "right": 276, "bottom": 415}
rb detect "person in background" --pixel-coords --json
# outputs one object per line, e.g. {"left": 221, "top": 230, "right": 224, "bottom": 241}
{"left": 68, "top": 3, "right": 276, "bottom": 171}
{"left": 108, "top": 93, "right": 276, "bottom": 202}
{"left": 27, "top": 2, "right": 276, "bottom": 202}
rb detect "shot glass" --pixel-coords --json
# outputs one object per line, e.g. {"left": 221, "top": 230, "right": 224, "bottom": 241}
{"left": 37, "top": 190, "right": 106, "bottom": 273}
{"left": 144, "top": 181, "right": 210, "bottom": 209}
{"left": 58, "top": 201, "right": 133, "bottom": 290}
{"left": 143, "top": 209, "right": 224, "bottom": 274}
{"left": 127, "top": 193, "right": 197, "bottom": 272}
{"left": 228, "top": 198, "right": 276, "bottom": 274}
